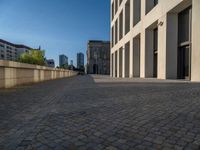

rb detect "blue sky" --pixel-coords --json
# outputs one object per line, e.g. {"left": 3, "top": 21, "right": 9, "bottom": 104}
{"left": 0, "top": 0, "right": 110, "bottom": 66}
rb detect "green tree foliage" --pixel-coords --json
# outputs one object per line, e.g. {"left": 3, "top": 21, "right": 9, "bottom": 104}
{"left": 18, "top": 50, "right": 45, "bottom": 66}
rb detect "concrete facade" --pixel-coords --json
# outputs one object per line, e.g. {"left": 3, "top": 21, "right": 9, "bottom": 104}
{"left": 0, "top": 39, "right": 32, "bottom": 61}
{"left": 0, "top": 60, "right": 78, "bottom": 88}
{"left": 87, "top": 40, "right": 110, "bottom": 75}
{"left": 111, "top": 0, "right": 200, "bottom": 81}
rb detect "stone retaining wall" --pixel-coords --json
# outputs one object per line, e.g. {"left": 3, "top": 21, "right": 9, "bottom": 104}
{"left": 0, "top": 60, "right": 78, "bottom": 88}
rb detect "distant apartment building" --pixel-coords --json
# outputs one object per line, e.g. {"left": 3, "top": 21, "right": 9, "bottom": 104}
{"left": 59, "top": 54, "right": 68, "bottom": 68}
{"left": 46, "top": 59, "right": 55, "bottom": 68}
{"left": 0, "top": 39, "right": 31, "bottom": 61}
{"left": 87, "top": 40, "right": 110, "bottom": 75}
{"left": 77, "top": 52, "right": 84, "bottom": 70}
{"left": 111, "top": 0, "right": 200, "bottom": 81}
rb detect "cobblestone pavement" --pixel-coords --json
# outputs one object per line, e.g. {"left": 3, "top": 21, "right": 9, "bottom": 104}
{"left": 1, "top": 75, "right": 200, "bottom": 150}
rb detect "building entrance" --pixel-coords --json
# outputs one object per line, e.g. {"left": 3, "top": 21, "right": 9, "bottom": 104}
{"left": 178, "top": 7, "right": 192, "bottom": 79}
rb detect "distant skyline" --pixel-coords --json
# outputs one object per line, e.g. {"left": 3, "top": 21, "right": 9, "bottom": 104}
{"left": 0, "top": 0, "right": 110, "bottom": 66}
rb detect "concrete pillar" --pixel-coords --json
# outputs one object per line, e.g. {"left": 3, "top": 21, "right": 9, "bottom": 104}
{"left": 117, "top": 50, "right": 120, "bottom": 77}
{"left": 140, "top": 30, "right": 145, "bottom": 78}
{"left": 119, "top": 48, "right": 123, "bottom": 77}
{"left": 141, "top": 0, "right": 146, "bottom": 17}
{"left": 5, "top": 68, "right": 16, "bottom": 88}
{"left": 122, "top": 46, "right": 125, "bottom": 78}
{"left": 129, "top": 39, "right": 133, "bottom": 78}
{"left": 0, "top": 67, "right": 5, "bottom": 88}
{"left": 40, "top": 70, "right": 44, "bottom": 81}
{"left": 140, "top": 0, "right": 146, "bottom": 78}
{"left": 158, "top": 14, "right": 178, "bottom": 79}
{"left": 115, "top": 51, "right": 118, "bottom": 77}
{"left": 110, "top": 53, "right": 113, "bottom": 77}
{"left": 191, "top": 0, "right": 200, "bottom": 81}
{"left": 113, "top": 52, "right": 116, "bottom": 77}
{"left": 117, "top": 9, "right": 120, "bottom": 43}
{"left": 34, "top": 70, "right": 39, "bottom": 82}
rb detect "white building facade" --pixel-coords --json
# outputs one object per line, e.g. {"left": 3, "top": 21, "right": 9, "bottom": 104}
{"left": 111, "top": 0, "right": 200, "bottom": 81}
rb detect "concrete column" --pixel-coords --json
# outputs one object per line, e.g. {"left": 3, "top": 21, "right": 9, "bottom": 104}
{"left": 129, "top": 39, "right": 133, "bottom": 78}
{"left": 191, "top": 0, "right": 200, "bottom": 81}
{"left": 140, "top": 30, "right": 145, "bottom": 78}
{"left": 141, "top": 0, "right": 146, "bottom": 18}
{"left": 115, "top": 51, "right": 118, "bottom": 77}
{"left": 110, "top": 54, "right": 113, "bottom": 77}
{"left": 117, "top": 10, "right": 120, "bottom": 43}
{"left": 158, "top": 14, "right": 178, "bottom": 79}
{"left": 122, "top": 46, "right": 125, "bottom": 78}
{"left": 0, "top": 67, "right": 5, "bottom": 88}
{"left": 140, "top": 0, "right": 146, "bottom": 78}
{"left": 5, "top": 68, "right": 16, "bottom": 88}
{"left": 119, "top": 48, "right": 123, "bottom": 77}
{"left": 40, "top": 70, "right": 44, "bottom": 81}
{"left": 117, "top": 50, "right": 120, "bottom": 77}
{"left": 34, "top": 70, "right": 39, "bottom": 82}
{"left": 113, "top": 52, "right": 116, "bottom": 77}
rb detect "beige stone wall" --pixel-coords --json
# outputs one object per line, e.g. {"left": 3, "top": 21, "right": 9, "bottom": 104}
{"left": 0, "top": 60, "right": 78, "bottom": 88}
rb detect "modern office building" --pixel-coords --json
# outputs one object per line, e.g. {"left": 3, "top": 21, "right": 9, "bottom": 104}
{"left": 87, "top": 40, "right": 110, "bottom": 75}
{"left": 46, "top": 59, "right": 55, "bottom": 68}
{"left": 111, "top": 0, "right": 200, "bottom": 81}
{"left": 0, "top": 39, "right": 31, "bottom": 61}
{"left": 59, "top": 54, "right": 68, "bottom": 68}
{"left": 77, "top": 52, "right": 84, "bottom": 70}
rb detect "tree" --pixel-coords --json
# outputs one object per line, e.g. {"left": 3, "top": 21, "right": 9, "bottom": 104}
{"left": 18, "top": 50, "right": 45, "bottom": 66}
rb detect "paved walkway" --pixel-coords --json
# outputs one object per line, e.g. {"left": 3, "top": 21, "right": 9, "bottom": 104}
{"left": 0, "top": 75, "right": 200, "bottom": 150}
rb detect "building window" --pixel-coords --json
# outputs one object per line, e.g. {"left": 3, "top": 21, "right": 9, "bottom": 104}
{"left": 7, "top": 46, "right": 12, "bottom": 50}
{"left": 119, "top": 0, "right": 122, "bottom": 6}
{"left": 146, "top": 0, "right": 158, "bottom": 14}
{"left": 115, "top": 19, "right": 118, "bottom": 44}
{"left": 119, "top": 10, "right": 123, "bottom": 40}
{"left": 112, "top": 26, "right": 114, "bottom": 47}
{"left": 154, "top": 0, "right": 158, "bottom": 6}
{"left": 153, "top": 28, "right": 158, "bottom": 78}
{"left": 125, "top": 0, "right": 130, "bottom": 35}
{"left": 115, "top": 0, "right": 118, "bottom": 14}
{"left": 133, "top": 0, "right": 141, "bottom": 26}
{"left": 112, "top": 2, "right": 114, "bottom": 20}
{"left": 178, "top": 7, "right": 192, "bottom": 79}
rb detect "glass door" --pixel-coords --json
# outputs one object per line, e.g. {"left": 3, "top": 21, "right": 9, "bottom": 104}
{"left": 178, "top": 6, "right": 192, "bottom": 80}
{"left": 178, "top": 46, "right": 190, "bottom": 79}
{"left": 153, "top": 28, "right": 158, "bottom": 78}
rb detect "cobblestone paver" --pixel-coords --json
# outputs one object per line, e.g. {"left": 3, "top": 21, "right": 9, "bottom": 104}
{"left": 1, "top": 75, "right": 200, "bottom": 150}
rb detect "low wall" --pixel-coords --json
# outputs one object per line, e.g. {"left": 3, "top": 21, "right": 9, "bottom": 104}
{"left": 0, "top": 60, "right": 78, "bottom": 88}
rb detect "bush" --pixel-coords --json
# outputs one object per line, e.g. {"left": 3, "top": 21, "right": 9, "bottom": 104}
{"left": 18, "top": 50, "right": 45, "bottom": 66}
